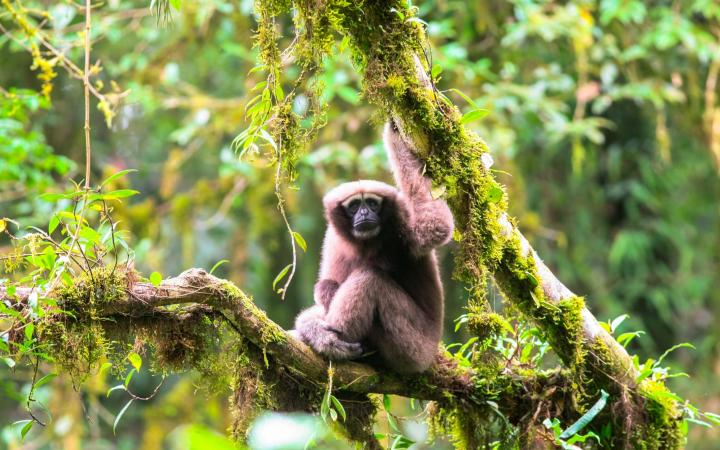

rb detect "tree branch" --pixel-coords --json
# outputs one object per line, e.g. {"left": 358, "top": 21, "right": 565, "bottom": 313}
{"left": 1, "top": 268, "right": 575, "bottom": 424}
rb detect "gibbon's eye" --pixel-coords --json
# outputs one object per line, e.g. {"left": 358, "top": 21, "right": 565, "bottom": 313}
{"left": 365, "top": 198, "right": 379, "bottom": 211}
{"left": 347, "top": 199, "right": 361, "bottom": 214}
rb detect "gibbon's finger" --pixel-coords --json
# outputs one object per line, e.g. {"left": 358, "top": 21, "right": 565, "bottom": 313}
{"left": 324, "top": 338, "right": 364, "bottom": 361}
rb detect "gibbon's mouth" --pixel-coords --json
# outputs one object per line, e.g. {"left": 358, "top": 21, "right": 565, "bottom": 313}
{"left": 352, "top": 221, "right": 380, "bottom": 239}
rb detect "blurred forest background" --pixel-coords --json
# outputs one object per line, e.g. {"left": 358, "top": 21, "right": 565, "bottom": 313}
{"left": 1, "top": 0, "right": 720, "bottom": 448}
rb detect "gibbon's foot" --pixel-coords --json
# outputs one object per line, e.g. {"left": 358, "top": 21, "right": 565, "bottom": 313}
{"left": 315, "top": 325, "right": 364, "bottom": 360}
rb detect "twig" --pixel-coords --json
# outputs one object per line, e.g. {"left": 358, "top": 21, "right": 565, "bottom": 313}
{"left": 274, "top": 134, "right": 298, "bottom": 301}
{"left": 83, "top": 0, "right": 92, "bottom": 189}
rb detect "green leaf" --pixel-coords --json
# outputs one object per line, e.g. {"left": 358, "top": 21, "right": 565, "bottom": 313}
{"left": 113, "top": 399, "right": 134, "bottom": 434}
{"left": 656, "top": 343, "right": 695, "bottom": 366}
{"left": 431, "top": 64, "right": 443, "bottom": 78}
{"left": 34, "top": 372, "right": 56, "bottom": 389}
{"left": 209, "top": 259, "right": 229, "bottom": 275}
{"left": 391, "top": 435, "right": 415, "bottom": 449}
{"left": 685, "top": 418, "right": 712, "bottom": 428}
{"left": 39, "top": 192, "right": 75, "bottom": 202}
{"left": 525, "top": 272, "right": 539, "bottom": 288}
{"left": 24, "top": 323, "right": 35, "bottom": 342}
{"left": 383, "top": 394, "right": 391, "bottom": 411}
{"left": 272, "top": 264, "right": 292, "bottom": 292}
{"left": 292, "top": 231, "right": 307, "bottom": 252}
{"left": 617, "top": 331, "right": 645, "bottom": 347}
{"left": 461, "top": 108, "right": 490, "bottom": 124}
{"left": 80, "top": 226, "right": 101, "bottom": 244}
{"left": 448, "top": 88, "right": 478, "bottom": 108}
{"left": 704, "top": 412, "right": 720, "bottom": 426}
{"left": 320, "top": 388, "right": 330, "bottom": 422}
{"left": 100, "top": 169, "right": 137, "bottom": 187}
{"left": 610, "top": 314, "right": 629, "bottom": 333}
{"left": 4, "top": 357, "right": 16, "bottom": 368}
{"left": 124, "top": 368, "right": 136, "bottom": 387}
{"left": 98, "top": 361, "right": 113, "bottom": 376}
{"left": 387, "top": 413, "right": 400, "bottom": 432}
{"left": 107, "top": 384, "right": 126, "bottom": 397}
{"left": 149, "top": 271, "right": 162, "bottom": 287}
{"left": 105, "top": 189, "right": 140, "bottom": 199}
{"left": 486, "top": 186, "right": 503, "bottom": 203}
{"left": 330, "top": 395, "right": 346, "bottom": 422}
{"left": 560, "top": 390, "right": 609, "bottom": 439}
{"left": 169, "top": 0, "right": 181, "bottom": 10}
{"left": 128, "top": 352, "right": 142, "bottom": 371}
{"left": 14, "top": 420, "right": 33, "bottom": 441}
{"left": 567, "top": 431, "right": 600, "bottom": 444}
{"left": 48, "top": 214, "right": 60, "bottom": 234}
{"left": 405, "top": 16, "right": 428, "bottom": 27}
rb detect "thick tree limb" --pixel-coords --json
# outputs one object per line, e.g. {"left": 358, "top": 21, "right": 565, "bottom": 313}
{"left": 1, "top": 268, "right": 575, "bottom": 426}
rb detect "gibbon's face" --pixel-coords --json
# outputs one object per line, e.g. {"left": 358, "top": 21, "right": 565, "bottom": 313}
{"left": 342, "top": 193, "right": 384, "bottom": 239}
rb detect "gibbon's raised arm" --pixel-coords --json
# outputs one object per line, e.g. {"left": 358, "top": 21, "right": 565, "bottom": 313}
{"left": 383, "top": 123, "right": 454, "bottom": 256}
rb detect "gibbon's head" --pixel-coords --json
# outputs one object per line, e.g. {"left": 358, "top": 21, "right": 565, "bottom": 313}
{"left": 323, "top": 180, "right": 398, "bottom": 242}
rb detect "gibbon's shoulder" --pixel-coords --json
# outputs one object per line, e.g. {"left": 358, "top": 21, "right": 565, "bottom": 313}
{"left": 322, "top": 180, "right": 398, "bottom": 209}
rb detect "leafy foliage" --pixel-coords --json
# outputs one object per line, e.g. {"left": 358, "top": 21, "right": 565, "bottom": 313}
{"left": 0, "top": 0, "right": 719, "bottom": 448}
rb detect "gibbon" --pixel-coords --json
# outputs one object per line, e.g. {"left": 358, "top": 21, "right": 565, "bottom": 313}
{"left": 293, "top": 122, "right": 454, "bottom": 373}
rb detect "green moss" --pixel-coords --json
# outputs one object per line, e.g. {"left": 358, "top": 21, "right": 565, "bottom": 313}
{"left": 37, "top": 267, "right": 132, "bottom": 381}
{"left": 467, "top": 312, "right": 510, "bottom": 342}
{"left": 217, "top": 279, "right": 287, "bottom": 346}
{"left": 53, "top": 266, "right": 130, "bottom": 318}
{"left": 633, "top": 380, "right": 685, "bottom": 449}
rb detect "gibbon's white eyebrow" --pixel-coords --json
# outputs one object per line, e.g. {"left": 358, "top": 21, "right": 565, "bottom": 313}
{"left": 341, "top": 193, "right": 383, "bottom": 208}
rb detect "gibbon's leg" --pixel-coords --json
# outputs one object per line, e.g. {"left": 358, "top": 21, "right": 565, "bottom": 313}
{"left": 295, "top": 269, "right": 382, "bottom": 361}
{"left": 293, "top": 305, "right": 363, "bottom": 360}
{"left": 323, "top": 268, "right": 379, "bottom": 342}
{"left": 314, "top": 279, "right": 339, "bottom": 311}
{"left": 369, "top": 276, "right": 439, "bottom": 374}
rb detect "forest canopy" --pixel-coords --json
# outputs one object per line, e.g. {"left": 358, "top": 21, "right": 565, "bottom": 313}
{"left": 1, "top": 0, "right": 720, "bottom": 449}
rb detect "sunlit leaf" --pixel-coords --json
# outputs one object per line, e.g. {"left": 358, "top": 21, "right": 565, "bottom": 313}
{"left": 610, "top": 314, "right": 629, "bottom": 333}
{"left": 461, "top": 108, "right": 490, "bottom": 124}
{"left": 292, "top": 231, "right": 307, "bottom": 252}
{"left": 124, "top": 368, "right": 136, "bottom": 387}
{"left": 656, "top": 343, "right": 695, "bottom": 366}
{"left": 128, "top": 352, "right": 142, "bottom": 371}
{"left": 448, "top": 88, "right": 478, "bottom": 108}
{"left": 13, "top": 420, "right": 33, "bottom": 441}
{"left": 272, "top": 264, "right": 292, "bottom": 292}
{"left": 487, "top": 186, "right": 503, "bottom": 203}
{"left": 149, "top": 271, "right": 162, "bottom": 287}
{"left": 100, "top": 169, "right": 137, "bottom": 187}
{"left": 105, "top": 189, "right": 140, "bottom": 199}
{"left": 34, "top": 372, "right": 56, "bottom": 389}
{"left": 107, "top": 384, "right": 126, "bottom": 397}
{"left": 330, "top": 395, "right": 346, "bottom": 422}
{"left": 210, "top": 259, "right": 229, "bottom": 275}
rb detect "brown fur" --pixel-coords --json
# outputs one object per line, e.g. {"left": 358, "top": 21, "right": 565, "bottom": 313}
{"left": 293, "top": 122, "right": 454, "bottom": 373}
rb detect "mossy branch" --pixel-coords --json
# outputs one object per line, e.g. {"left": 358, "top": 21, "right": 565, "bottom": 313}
{"left": 1, "top": 269, "right": 578, "bottom": 428}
